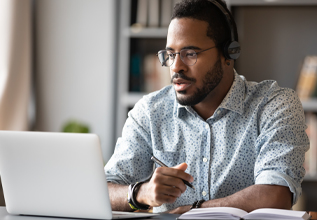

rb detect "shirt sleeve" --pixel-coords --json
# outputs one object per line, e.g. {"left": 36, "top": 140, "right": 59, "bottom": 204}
{"left": 104, "top": 98, "right": 155, "bottom": 185}
{"left": 254, "top": 86, "right": 309, "bottom": 205}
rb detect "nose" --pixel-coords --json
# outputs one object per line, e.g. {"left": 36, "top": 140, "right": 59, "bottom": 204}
{"left": 170, "top": 53, "right": 188, "bottom": 74}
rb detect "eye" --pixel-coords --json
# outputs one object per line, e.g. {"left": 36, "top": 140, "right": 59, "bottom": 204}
{"left": 166, "top": 51, "right": 174, "bottom": 59}
{"left": 185, "top": 50, "right": 196, "bottom": 58}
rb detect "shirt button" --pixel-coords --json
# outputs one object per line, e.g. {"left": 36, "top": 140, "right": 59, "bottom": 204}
{"left": 202, "top": 191, "right": 207, "bottom": 196}
{"left": 203, "top": 158, "right": 208, "bottom": 162}
{"left": 205, "top": 124, "right": 209, "bottom": 129}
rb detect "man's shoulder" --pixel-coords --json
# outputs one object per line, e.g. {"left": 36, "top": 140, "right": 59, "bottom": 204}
{"left": 240, "top": 76, "right": 303, "bottom": 117}
{"left": 243, "top": 76, "right": 297, "bottom": 101}
{"left": 142, "top": 85, "right": 175, "bottom": 104}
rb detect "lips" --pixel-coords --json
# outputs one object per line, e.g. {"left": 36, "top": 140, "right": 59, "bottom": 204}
{"left": 173, "top": 78, "right": 192, "bottom": 92}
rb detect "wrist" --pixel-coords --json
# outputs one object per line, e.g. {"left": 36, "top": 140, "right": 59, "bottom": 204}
{"left": 128, "top": 182, "right": 150, "bottom": 211}
{"left": 190, "top": 199, "right": 205, "bottom": 209}
{"left": 135, "top": 182, "right": 148, "bottom": 206}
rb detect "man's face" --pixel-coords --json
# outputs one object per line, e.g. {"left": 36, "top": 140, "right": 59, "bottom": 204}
{"left": 166, "top": 18, "right": 224, "bottom": 106}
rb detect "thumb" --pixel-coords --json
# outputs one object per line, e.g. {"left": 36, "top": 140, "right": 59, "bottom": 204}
{"left": 172, "top": 162, "right": 188, "bottom": 171}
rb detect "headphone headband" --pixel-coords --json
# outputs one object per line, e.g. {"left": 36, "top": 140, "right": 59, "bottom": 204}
{"left": 210, "top": 0, "right": 235, "bottom": 42}
{"left": 208, "top": 0, "right": 241, "bottom": 60}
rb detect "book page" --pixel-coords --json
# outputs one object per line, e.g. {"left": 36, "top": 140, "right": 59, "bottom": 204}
{"left": 178, "top": 207, "right": 248, "bottom": 219}
{"left": 244, "top": 208, "right": 309, "bottom": 219}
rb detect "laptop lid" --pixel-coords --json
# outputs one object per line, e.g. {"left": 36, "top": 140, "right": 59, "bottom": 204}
{"left": 0, "top": 131, "right": 156, "bottom": 219}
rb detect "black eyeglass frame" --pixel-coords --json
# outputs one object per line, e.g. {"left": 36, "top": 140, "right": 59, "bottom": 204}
{"left": 156, "top": 46, "right": 217, "bottom": 67}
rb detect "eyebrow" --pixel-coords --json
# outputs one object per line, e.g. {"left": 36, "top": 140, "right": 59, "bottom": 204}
{"left": 166, "top": 46, "right": 202, "bottom": 51}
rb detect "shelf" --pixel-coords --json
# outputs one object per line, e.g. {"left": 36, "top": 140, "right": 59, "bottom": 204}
{"left": 301, "top": 99, "right": 317, "bottom": 112}
{"left": 123, "top": 27, "right": 168, "bottom": 38}
{"left": 228, "top": 0, "right": 317, "bottom": 6}
{"left": 120, "top": 92, "right": 147, "bottom": 107}
{"left": 304, "top": 174, "right": 317, "bottom": 181}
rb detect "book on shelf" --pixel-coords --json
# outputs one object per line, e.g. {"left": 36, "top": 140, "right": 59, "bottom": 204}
{"left": 177, "top": 207, "right": 310, "bottom": 220}
{"left": 143, "top": 54, "right": 170, "bottom": 93}
{"left": 296, "top": 56, "right": 317, "bottom": 101}
{"left": 136, "top": 0, "right": 148, "bottom": 27}
{"left": 160, "top": 0, "right": 173, "bottom": 27}
{"left": 148, "top": 0, "right": 159, "bottom": 27}
{"left": 305, "top": 112, "right": 317, "bottom": 177}
{"left": 130, "top": 54, "right": 142, "bottom": 92}
{"left": 134, "top": 0, "right": 181, "bottom": 28}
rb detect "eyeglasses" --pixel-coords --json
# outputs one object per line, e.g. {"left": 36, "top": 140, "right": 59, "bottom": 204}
{"left": 157, "top": 46, "right": 217, "bottom": 67}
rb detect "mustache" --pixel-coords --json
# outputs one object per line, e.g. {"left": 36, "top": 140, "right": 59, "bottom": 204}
{"left": 171, "top": 71, "right": 196, "bottom": 83}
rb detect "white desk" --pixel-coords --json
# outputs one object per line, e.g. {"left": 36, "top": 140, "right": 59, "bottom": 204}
{"left": 0, "top": 207, "right": 85, "bottom": 220}
{"left": 0, "top": 207, "right": 169, "bottom": 220}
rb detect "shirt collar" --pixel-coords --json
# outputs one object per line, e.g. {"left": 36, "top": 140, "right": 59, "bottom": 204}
{"left": 175, "top": 101, "right": 189, "bottom": 118}
{"left": 175, "top": 102, "right": 186, "bottom": 118}
{"left": 175, "top": 70, "right": 245, "bottom": 118}
{"left": 218, "top": 70, "right": 245, "bottom": 115}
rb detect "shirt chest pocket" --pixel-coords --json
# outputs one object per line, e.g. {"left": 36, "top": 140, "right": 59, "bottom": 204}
{"left": 152, "top": 149, "right": 186, "bottom": 167}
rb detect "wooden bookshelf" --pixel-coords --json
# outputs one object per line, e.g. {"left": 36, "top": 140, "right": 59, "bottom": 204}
{"left": 227, "top": 0, "right": 317, "bottom": 7}
{"left": 116, "top": 0, "right": 172, "bottom": 138}
{"left": 120, "top": 92, "right": 146, "bottom": 107}
{"left": 124, "top": 27, "right": 168, "bottom": 38}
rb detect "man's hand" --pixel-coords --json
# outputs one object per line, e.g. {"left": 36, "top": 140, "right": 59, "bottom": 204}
{"left": 136, "top": 163, "right": 194, "bottom": 207}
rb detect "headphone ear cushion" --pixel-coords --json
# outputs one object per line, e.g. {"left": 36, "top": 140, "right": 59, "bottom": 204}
{"left": 224, "top": 41, "right": 241, "bottom": 60}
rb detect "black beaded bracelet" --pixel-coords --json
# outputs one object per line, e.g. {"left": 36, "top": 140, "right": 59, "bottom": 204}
{"left": 190, "top": 199, "right": 205, "bottom": 209}
{"left": 196, "top": 199, "right": 205, "bottom": 208}
{"left": 190, "top": 201, "right": 198, "bottom": 209}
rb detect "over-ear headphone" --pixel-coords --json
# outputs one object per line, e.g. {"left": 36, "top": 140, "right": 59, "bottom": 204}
{"left": 208, "top": 0, "right": 241, "bottom": 60}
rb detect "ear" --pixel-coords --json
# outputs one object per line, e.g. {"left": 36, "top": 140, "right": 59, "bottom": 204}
{"left": 222, "top": 57, "right": 234, "bottom": 75}
{"left": 219, "top": 51, "right": 233, "bottom": 69}
{"left": 224, "top": 59, "right": 231, "bottom": 66}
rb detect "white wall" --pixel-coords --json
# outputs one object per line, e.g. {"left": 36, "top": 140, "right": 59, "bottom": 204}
{"left": 34, "top": 0, "right": 117, "bottom": 163}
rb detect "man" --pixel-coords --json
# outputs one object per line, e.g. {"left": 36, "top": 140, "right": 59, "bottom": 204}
{"left": 105, "top": 0, "right": 309, "bottom": 214}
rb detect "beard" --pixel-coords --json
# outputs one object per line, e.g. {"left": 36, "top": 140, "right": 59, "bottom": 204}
{"left": 172, "top": 57, "right": 223, "bottom": 106}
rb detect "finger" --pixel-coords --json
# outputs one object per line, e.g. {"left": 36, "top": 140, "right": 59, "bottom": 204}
{"left": 172, "top": 162, "right": 188, "bottom": 171}
{"left": 152, "top": 193, "right": 178, "bottom": 206}
{"left": 156, "top": 166, "right": 194, "bottom": 183}
{"left": 164, "top": 176, "right": 187, "bottom": 193}
{"left": 154, "top": 184, "right": 183, "bottom": 198}
{"left": 152, "top": 169, "right": 187, "bottom": 193}
{"left": 172, "top": 163, "right": 194, "bottom": 183}
{"left": 152, "top": 185, "right": 181, "bottom": 204}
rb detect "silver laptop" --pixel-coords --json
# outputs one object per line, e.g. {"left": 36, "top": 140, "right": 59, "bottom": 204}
{"left": 0, "top": 131, "right": 158, "bottom": 219}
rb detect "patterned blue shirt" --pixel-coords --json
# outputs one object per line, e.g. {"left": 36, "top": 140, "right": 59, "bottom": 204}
{"left": 104, "top": 72, "right": 309, "bottom": 213}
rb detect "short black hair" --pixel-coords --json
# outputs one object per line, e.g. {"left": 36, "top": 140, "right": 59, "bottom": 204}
{"left": 171, "top": 0, "right": 238, "bottom": 52}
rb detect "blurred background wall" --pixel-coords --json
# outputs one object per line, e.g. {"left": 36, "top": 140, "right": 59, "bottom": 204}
{"left": 0, "top": 0, "right": 118, "bottom": 207}
{"left": 0, "top": 0, "right": 33, "bottom": 206}
{"left": 34, "top": 0, "right": 117, "bottom": 163}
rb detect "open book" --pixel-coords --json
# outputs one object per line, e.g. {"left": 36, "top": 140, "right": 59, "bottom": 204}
{"left": 177, "top": 207, "right": 310, "bottom": 220}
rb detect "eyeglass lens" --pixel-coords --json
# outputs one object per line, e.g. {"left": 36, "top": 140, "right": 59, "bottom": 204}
{"left": 157, "top": 49, "right": 197, "bottom": 67}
